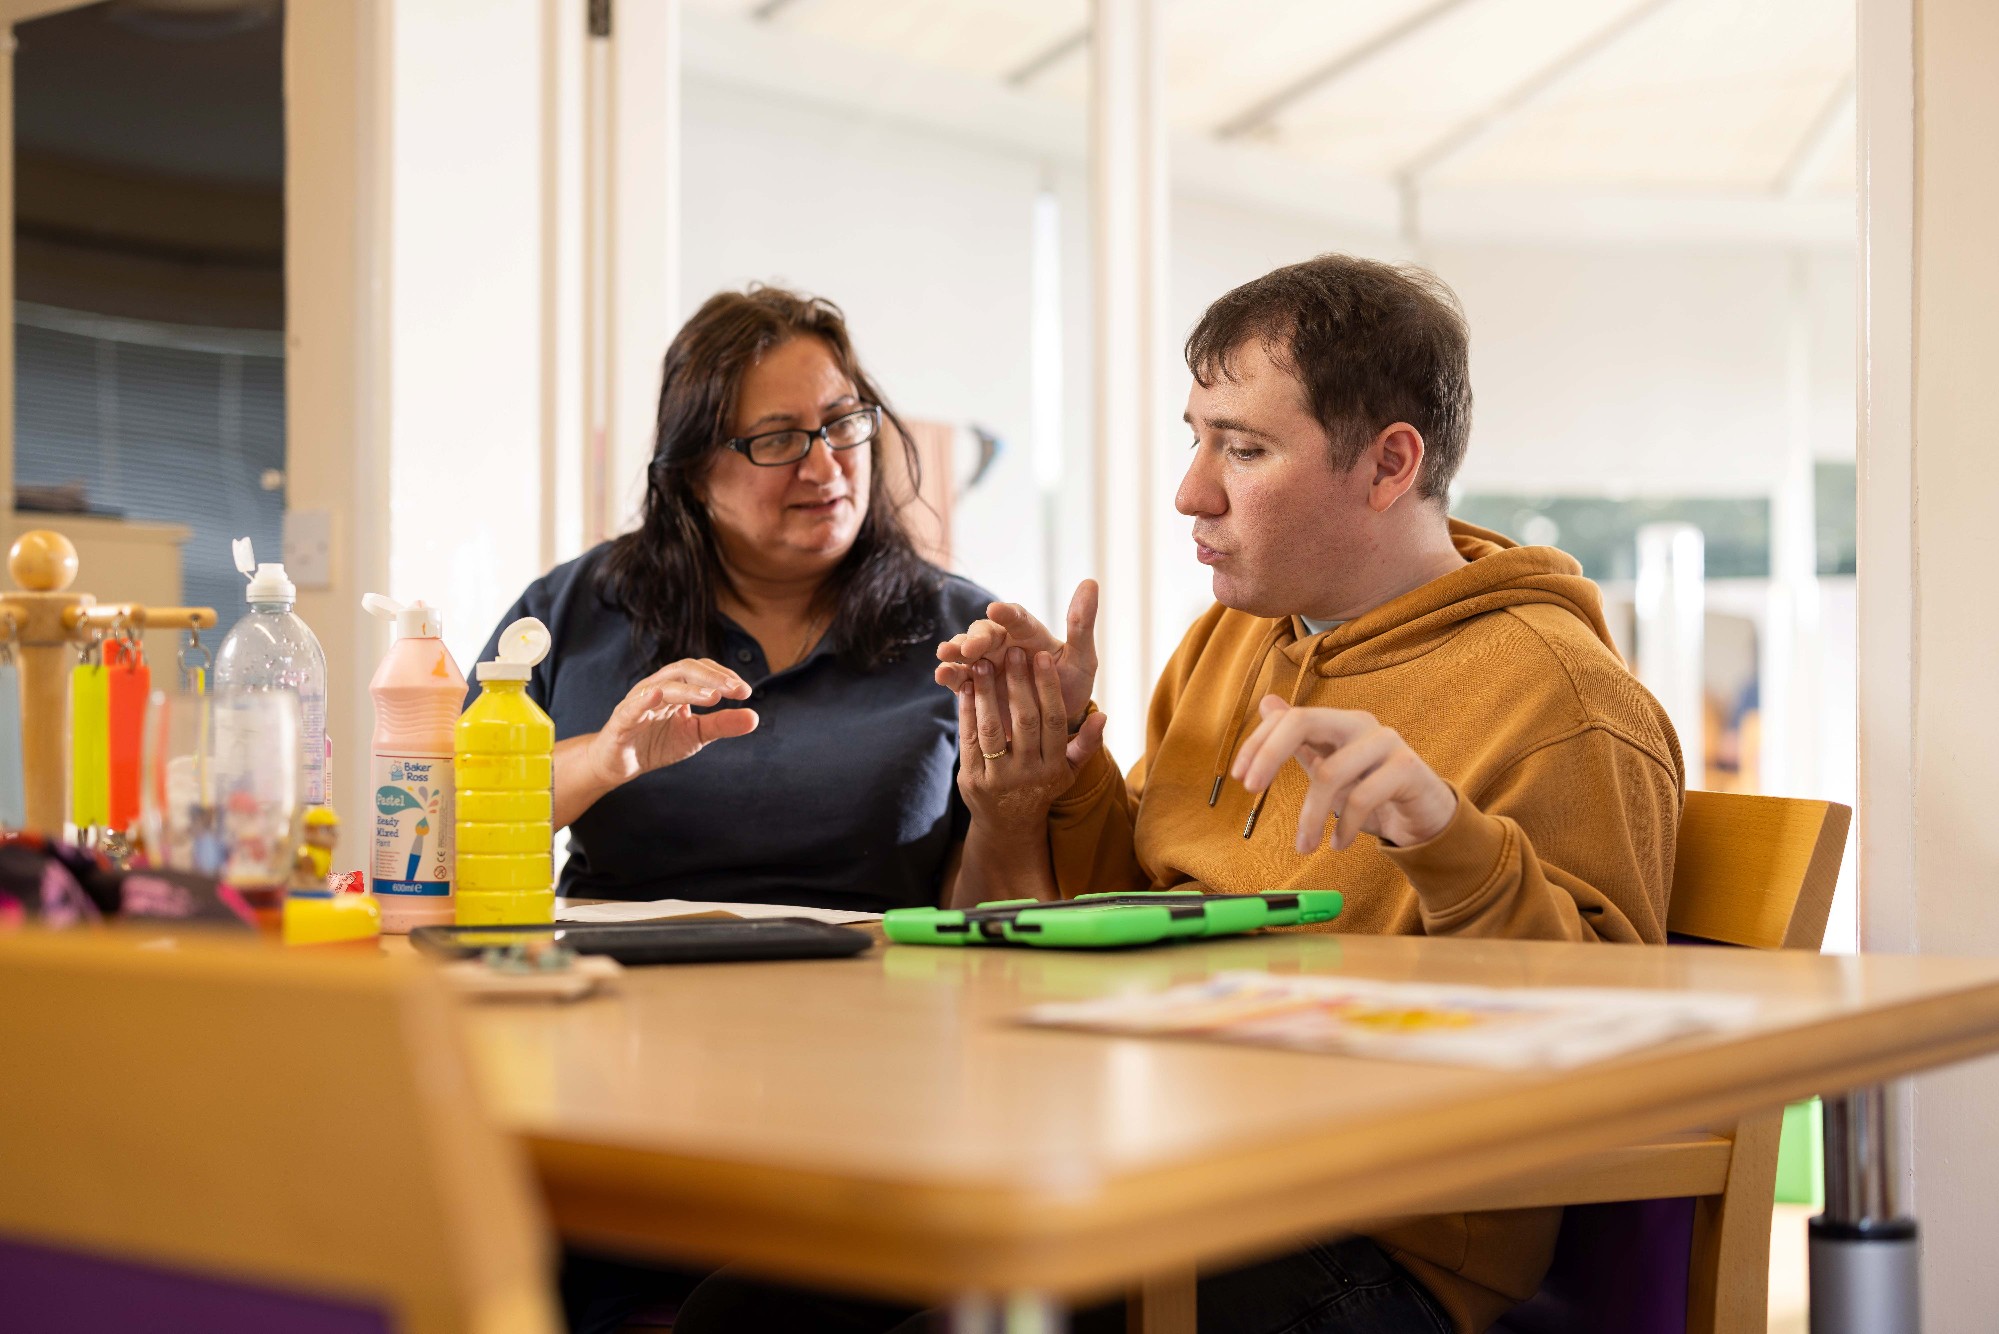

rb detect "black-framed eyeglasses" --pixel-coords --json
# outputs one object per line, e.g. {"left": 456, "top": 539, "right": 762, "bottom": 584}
{"left": 723, "top": 405, "right": 881, "bottom": 467}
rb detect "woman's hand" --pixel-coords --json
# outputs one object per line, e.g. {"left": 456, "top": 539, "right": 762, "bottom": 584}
{"left": 1231, "top": 696, "right": 1458, "bottom": 854}
{"left": 955, "top": 646, "right": 1108, "bottom": 835}
{"left": 936, "top": 580, "right": 1099, "bottom": 730}
{"left": 555, "top": 658, "right": 758, "bottom": 829}
{"left": 585, "top": 658, "right": 759, "bottom": 786}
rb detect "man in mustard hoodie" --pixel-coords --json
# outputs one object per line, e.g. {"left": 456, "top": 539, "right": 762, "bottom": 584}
{"left": 936, "top": 254, "right": 1683, "bottom": 1333}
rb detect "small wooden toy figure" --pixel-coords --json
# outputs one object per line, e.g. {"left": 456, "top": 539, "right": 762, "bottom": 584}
{"left": 291, "top": 805, "right": 341, "bottom": 889}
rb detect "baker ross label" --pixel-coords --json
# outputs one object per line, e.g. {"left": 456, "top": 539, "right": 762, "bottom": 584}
{"left": 371, "top": 753, "right": 453, "bottom": 895}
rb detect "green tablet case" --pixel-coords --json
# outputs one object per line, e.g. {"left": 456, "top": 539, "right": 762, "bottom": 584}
{"left": 883, "top": 889, "right": 1342, "bottom": 949}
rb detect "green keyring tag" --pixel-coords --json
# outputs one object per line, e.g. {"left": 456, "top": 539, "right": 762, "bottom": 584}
{"left": 0, "top": 658, "right": 23, "bottom": 830}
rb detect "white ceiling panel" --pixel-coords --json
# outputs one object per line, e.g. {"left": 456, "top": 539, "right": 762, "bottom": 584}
{"left": 767, "top": 0, "right": 1084, "bottom": 84}
{"left": 1264, "top": 0, "right": 1661, "bottom": 177}
{"left": 689, "top": 0, "right": 1858, "bottom": 217}
{"left": 1161, "top": 0, "right": 1455, "bottom": 131}
{"left": 1434, "top": 0, "right": 1854, "bottom": 189}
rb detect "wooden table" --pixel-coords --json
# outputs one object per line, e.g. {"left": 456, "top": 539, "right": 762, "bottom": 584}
{"left": 463, "top": 931, "right": 1999, "bottom": 1328}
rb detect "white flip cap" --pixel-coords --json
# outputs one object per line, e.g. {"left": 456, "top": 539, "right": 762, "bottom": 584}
{"left": 476, "top": 616, "right": 551, "bottom": 681}
{"left": 363, "top": 592, "right": 444, "bottom": 640}
{"left": 233, "top": 536, "right": 295, "bottom": 604}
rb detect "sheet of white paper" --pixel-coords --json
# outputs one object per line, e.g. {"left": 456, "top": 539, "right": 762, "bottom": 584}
{"left": 557, "top": 898, "right": 882, "bottom": 927}
{"left": 1021, "top": 971, "right": 1759, "bottom": 1070}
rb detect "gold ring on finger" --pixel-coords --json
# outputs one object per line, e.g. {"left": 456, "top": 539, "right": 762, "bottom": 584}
{"left": 982, "top": 746, "right": 1009, "bottom": 761}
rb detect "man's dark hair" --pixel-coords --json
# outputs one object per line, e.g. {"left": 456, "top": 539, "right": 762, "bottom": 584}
{"left": 1185, "top": 254, "right": 1472, "bottom": 499}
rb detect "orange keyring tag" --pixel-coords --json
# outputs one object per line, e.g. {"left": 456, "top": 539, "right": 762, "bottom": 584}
{"left": 106, "top": 637, "right": 151, "bottom": 833}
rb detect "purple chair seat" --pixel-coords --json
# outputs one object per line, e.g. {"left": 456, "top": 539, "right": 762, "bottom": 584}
{"left": 0, "top": 1232, "right": 393, "bottom": 1334}
{"left": 1492, "top": 1198, "right": 1695, "bottom": 1334}
{"left": 1496, "top": 933, "right": 1746, "bottom": 1333}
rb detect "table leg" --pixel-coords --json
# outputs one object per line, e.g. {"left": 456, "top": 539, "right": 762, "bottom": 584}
{"left": 1129, "top": 1268, "right": 1198, "bottom": 1334}
{"left": 948, "top": 1293, "right": 1066, "bottom": 1334}
{"left": 1809, "top": 1084, "right": 1920, "bottom": 1334}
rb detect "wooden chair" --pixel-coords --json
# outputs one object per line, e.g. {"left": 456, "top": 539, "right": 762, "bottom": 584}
{"left": 1126, "top": 790, "right": 1852, "bottom": 1334}
{"left": 1495, "top": 789, "right": 1852, "bottom": 1334}
{"left": 0, "top": 930, "right": 560, "bottom": 1334}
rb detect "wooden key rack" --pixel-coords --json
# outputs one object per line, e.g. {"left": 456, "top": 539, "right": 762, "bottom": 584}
{"left": 1, "top": 529, "right": 217, "bottom": 834}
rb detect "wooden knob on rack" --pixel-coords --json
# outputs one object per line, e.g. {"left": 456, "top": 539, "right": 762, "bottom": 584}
{"left": 9, "top": 529, "right": 78, "bottom": 593}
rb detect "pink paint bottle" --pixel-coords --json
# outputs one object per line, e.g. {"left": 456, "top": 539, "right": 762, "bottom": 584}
{"left": 362, "top": 593, "right": 465, "bottom": 933}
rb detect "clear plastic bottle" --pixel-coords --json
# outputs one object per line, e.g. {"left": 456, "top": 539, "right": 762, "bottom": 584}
{"left": 213, "top": 538, "right": 330, "bottom": 807}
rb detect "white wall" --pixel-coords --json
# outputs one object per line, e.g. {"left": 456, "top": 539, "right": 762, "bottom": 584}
{"left": 677, "top": 77, "right": 1860, "bottom": 789}
{"left": 681, "top": 77, "right": 1047, "bottom": 616}
{"left": 1433, "top": 242, "right": 1855, "bottom": 496}
{"left": 361, "top": 41, "right": 1861, "bottom": 774}
{"left": 357, "top": 28, "right": 1864, "bottom": 806}
{"left": 384, "top": 0, "right": 546, "bottom": 672}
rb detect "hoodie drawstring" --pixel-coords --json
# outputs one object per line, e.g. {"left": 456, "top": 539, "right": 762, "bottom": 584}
{"left": 1239, "top": 630, "right": 1332, "bottom": 839}
{"left": 1206, "top": 619, "right": 1289, "bottom": 810}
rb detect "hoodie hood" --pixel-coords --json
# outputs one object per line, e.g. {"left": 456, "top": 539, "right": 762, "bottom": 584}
{"left": 1295, "top": 520, "right": 1618, "bottom": 678}
{"left": 1214, "top": 519, "right": 1620, "bottom": 834}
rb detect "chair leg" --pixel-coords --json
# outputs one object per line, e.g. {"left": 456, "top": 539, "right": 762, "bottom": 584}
{"left": 1687, "top": 1109, "right": 1785, "bottom": 1334}
{"left": 1126, "top": 1268, "right": 1197, "bottom": 1334}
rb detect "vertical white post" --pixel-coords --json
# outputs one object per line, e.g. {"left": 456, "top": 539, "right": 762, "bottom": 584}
{"left": 1854, "top": 0, "right": 1918, "bottom": 1236}
{"left": 1031, "top": 186, "right": 1067, "bottom": 623}
{"left": 1090, "top": 0, "right": 1165, "bottom": 758}
{"left": 1862, "top": 3, "right": 1999, "bottom": 1317}
{"left": 1855, "top": 0, "right": 1918, "bottom": 958}
{"left": 1765, "top": 250, "right": 1823, "bottom": 798}
{"left": 1635, "top": 523, "right": 1705, "bottom": 789}
{"left": 540, "top": 0, "right": 587, "bottom": 571}
{"left": 0, "top": 26, "right": 14, "bottom": 515}
{"left": 582, "top": 7, "right": 611, "bottom": 547}
{"left": 583, "top": 0, "right": 680, "bottom": 547}
{"left": 285, "top": 0, "right": 394, "bottom": 844}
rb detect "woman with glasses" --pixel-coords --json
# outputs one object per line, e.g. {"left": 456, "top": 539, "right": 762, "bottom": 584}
{"left": 468, "top": 285, "right": 993, "bottom": 916}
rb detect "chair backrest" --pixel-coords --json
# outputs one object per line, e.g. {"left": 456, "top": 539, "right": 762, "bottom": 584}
{"left": 0, "top": 930, "right": 557, "bottom": 1334}
{"left": 1666, "top": 790, "right": 1852, "bottom": 951}
{"left": 1500, "top": 789, "right": 1856, "bottom": 1334}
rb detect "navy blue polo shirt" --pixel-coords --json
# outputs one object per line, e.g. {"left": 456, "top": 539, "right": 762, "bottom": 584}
{"left": 466, "top": 545, "right": 991, "bottom": 912}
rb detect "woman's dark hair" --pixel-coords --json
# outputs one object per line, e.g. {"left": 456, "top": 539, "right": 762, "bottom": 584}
{"left": 596, "top": 285, "right": 940, "bottom": 673}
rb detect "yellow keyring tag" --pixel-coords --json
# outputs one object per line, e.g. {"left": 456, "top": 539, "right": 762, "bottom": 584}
{"left": 71, "top": 649, "right": 111, "bottom": 830}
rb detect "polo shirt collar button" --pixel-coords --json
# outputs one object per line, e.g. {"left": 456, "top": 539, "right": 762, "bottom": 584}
{"left": 736, "top": 649, "right": 754, "bottom": 664}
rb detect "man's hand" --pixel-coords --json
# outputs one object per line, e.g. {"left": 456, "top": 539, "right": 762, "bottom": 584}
{"left": 585, "top": 658, "right": 759, "bottom": 788}
{"left": 936, "top": 580, "right": 1099, "bottom": 730}
{"left": 955, "top": 647, "right": 1108, "bottom": 834}
{"left": 1231, "top": 696, "right": 1458, "bottom": 854}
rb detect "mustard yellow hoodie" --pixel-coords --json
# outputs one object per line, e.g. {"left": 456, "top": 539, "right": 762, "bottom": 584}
{"left": 1047, "top": 521, "right": 1683, "bottom": 1331}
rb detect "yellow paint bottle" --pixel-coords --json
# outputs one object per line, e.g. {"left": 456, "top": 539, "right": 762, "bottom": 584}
{"left": 453, "top": 617, "right": 555, "bottom": 925}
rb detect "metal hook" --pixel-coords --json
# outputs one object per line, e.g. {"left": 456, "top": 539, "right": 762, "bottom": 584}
{"left": 114, "top": 613, "right": 143, "bottom": 667}
{"left": 178, "top": 627, "right": 212, "bottom": 694}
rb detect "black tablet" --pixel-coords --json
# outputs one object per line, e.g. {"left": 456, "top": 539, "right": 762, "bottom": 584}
{"left": 409, "top": 919, "right": 873, "bottom": 966}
